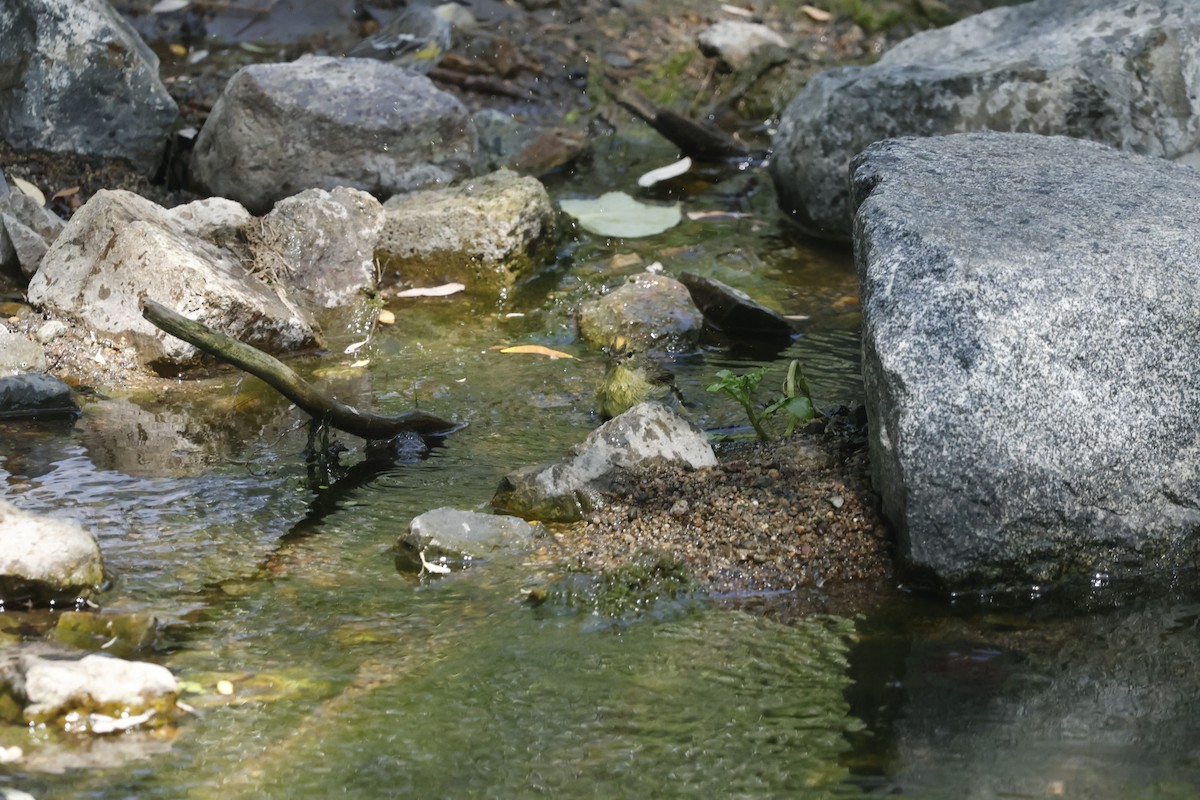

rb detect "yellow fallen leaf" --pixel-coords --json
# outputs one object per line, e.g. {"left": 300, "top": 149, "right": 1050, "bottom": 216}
{"left": 377, "top": 309, "right": 395, "bottom": 325}
{"left": 499, "top": 345, "right": 577, "bottom": 360}
{"left": 216, "top": 680, "right": 234, "bottom": 696}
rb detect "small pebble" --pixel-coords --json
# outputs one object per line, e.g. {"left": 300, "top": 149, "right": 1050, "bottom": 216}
{"left": 36, "top": 320, "right": 67, "bottom": 343}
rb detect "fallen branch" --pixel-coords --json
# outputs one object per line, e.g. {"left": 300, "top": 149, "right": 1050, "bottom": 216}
{"left": 141, "top": 299, "right": 462, "bottom": 440}
{"left": 609, "top": 85, "right": 756, "bottom": 161}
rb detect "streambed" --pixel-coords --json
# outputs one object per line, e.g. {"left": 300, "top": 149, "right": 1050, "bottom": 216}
{"left": 4, "top": 161, "right": 1200, "bottom": 797}
{"left": 2, "top": 1, "right": 1200, "bottom": 795}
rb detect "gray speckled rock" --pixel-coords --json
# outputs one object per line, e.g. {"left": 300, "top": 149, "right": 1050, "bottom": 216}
{"left": 0, "top": 0, "right": 178, "bottom": 173}
{"left": 697, "top": 20, "right": 787, "bottom": 71}
{"left": 493, "top": 402, "right": 716, "bottom": 522}
{"left": 0, "top": 501, "right": 104, "bottom": 604}
{"left": 773, "top": 0, "right": 1200, "bottom": 238}
{"left": 256, "top": 187, "right": 384, "bottom": 310}
{"left": 0, "top": 188, "right": 64, "bottom": 279}
{"left": 192, "top": 56, "right": 477, "bottom": 213}
{"left": 853, "top": 131, "right": 1200, "bottom": 589}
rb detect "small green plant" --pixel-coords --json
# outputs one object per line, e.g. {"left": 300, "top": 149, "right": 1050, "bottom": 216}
{"left": 706, "top": 360, "right": 818, "bottom": 441}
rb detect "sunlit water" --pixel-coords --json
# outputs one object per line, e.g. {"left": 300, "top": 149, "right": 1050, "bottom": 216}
{"left": 3, "top": 159, "right": 1200, "bottom": 798}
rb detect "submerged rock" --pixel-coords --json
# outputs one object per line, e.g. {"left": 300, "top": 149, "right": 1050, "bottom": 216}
{"left": 493, "top": 402, "right": 717, "bottom": 522}
{"left": 191, "top": 56, "right": 477, "bottom": 213}
{"left": 0, "top": 500, "right": 104, "bottom": 605}
{"left": 773, "top": 0, "right": 1200, "bottom": 238}
{"left": 577, "top": 272, "right": 704, "bottom": 353}
{"left": 398, "top": 507, "right": 545, "bottom": 572}
{"left": 377, "top": 169, "right": 558, "bottom": 296}
{"left": 0, "top": 0, "right": 178, "bottom": 173}
{"left": 853, "top": 132, "right": 1200, "bottom": 589}
{"left": 0, "top": 650, "right": 177, "bottom": 730}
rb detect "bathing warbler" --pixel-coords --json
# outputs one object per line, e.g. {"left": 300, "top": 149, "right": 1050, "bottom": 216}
{"left": 596, "top": 341, "right": 682, "bottom": 420}
{"left": 348, "top": 2, "right": 455, "bottom": 73}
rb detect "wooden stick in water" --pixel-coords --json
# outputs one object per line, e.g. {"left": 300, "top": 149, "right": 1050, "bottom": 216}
{"left": 141, "top": 298, "right": 462, "bottom": 439}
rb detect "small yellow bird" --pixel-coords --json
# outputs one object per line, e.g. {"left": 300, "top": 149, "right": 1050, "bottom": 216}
{"left": 596, "top": 339, "right": 682, "bottom": 420}
{"left": 348, "top": 3, "right": 455, "bottom": 73}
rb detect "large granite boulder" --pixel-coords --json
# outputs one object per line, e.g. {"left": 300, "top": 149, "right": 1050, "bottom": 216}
{"left": 773, "top": 0, "right": 1200, "bottom": 239}
{"left": 853, "top": 131, "right": 1200, "bottom": 589}
{"left": 191, "top": 56, "right": 477, "bottom": 213}
{"left": 0, "top": 0, "right": 178, "bottom": 173}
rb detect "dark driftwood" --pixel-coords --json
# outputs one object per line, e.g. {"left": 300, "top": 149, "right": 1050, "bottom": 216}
{"left": 141, "top": 299, "right": 462, "bottom": 439}
{"left": 610, "top": 86, "right": 754, "bottom": 161}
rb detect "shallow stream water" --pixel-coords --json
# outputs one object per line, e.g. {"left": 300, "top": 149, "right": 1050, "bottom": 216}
{"left": 4, "top": 154, "right": 1200, "bottom": 797}
{"left": 3, "top": 40, "right": 1200, "bottom": 797}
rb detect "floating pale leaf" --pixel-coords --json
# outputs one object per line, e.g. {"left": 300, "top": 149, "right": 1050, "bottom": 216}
{"left": 377, "top": 309, "right": 395, "bottom": 324}
{"left": 687, "top": 210, "right": 751, "bottom": 220}
{"left": 150, "top": 0, "right": 190, "bottom": 11}
{"left": 216, "top": 680, "right": 234, "bottom": 696}
{"left": 560, "top": 191, "right": 681, "bottom": 238}
{"left": 499, "top": 344, "right": 577, "bottom": 360}
{"left": 637, "top": 156, "right": 692, "bottom": 188}
{"left": 395, "top": 282, "right": 465, "bottom": 298}
{"left": 420, "top": 550, "right": 452, "bottom": 575}
{"left": 90, "top": 709, "right": 155, "bottom": 733}
{"left": 801, "top": 4, "right": 833, "bottom": 21}
{"left": 10, "top": 177, "right": 44, "bottom": 206}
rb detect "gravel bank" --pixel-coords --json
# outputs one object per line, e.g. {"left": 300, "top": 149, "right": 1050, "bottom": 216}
{"left": 546, "top": 423, "right": 894, "bottom": 605}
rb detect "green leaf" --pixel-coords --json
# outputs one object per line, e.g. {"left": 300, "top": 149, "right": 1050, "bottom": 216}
{"left": 559, "top": 192, "right": 682, "bottom": 238}
{"left": 780, "top": 395, "right": 816, "bottom": 421}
